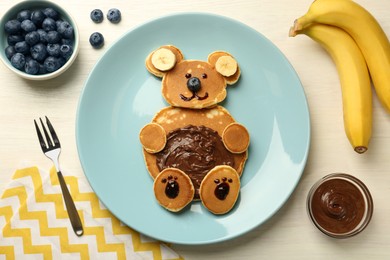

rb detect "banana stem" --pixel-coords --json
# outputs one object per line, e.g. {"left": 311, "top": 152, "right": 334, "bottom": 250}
{"left": 289, "top": 26, "right": 298, "bottom": 37}
{"left": 294, "top": 15, "right": 313, "bottom": 31}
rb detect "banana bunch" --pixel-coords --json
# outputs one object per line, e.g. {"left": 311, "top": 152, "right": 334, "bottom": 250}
{"left": 289, "top": 0, "right": 390, "bottom": 153}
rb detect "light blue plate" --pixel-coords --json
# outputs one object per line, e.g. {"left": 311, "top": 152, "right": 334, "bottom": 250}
{"left": 76, "top": 13, "right": 310, "bottom": 245}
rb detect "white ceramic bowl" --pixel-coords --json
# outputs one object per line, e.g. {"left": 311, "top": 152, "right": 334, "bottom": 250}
{"left": 0, "top": 0, "right": 79, "bottom": 80}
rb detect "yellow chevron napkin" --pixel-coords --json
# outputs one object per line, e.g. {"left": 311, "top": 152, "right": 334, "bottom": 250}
{"left": 0, "top": 166, "right": 183, "bottom": 260}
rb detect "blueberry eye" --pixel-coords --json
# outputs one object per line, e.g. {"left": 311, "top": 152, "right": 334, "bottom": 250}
{"left": 185, "top": 73, "right": 191, "bottom": 78}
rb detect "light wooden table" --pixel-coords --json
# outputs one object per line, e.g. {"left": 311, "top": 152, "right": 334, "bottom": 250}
{"left": 1, "top": 0, "right": 389, "bottom": 259}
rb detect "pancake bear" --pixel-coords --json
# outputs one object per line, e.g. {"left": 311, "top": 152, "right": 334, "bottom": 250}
{"left": 140, "top": 45, "right": 249, "bottom": 214}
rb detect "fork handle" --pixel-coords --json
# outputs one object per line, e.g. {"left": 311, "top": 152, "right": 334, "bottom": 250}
{"left": 57, "top": 171, "right": 84, "bottom": 236}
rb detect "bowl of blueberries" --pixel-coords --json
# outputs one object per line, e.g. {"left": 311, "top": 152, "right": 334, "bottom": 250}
{"left": 0, "top": 0, "right": 79, "bottom": 80}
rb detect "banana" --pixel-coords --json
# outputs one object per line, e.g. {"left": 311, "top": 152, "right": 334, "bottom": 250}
{"left": 151, "top": 48, "right": 176, "bottom": 71}
{"left": 293, "top": 0, "right": 390, "bottom": 113}
{"left": 215, "top": 55, "right": 237, "bottom": 77}
{"left": 289, "top": 24, "right": 372, "bottom": 153}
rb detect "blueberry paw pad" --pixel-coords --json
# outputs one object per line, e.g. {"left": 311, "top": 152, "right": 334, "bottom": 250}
{"left": 162, "top": 175, "right": 179, "bottom": 199}
{"left": 214, "top": 177, "right": 233, "bottom": 200}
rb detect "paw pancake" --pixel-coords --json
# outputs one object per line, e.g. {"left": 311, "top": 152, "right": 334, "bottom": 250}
{"left": 200, "top": 165, "right": 240, "bottom": 214}
{"left": 153, "top": 168, "right": 195, "bottom": 212}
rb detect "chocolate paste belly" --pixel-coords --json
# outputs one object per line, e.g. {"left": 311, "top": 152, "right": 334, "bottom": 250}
{"left": 156, "top": 125, "right": 234, "bottom": 199}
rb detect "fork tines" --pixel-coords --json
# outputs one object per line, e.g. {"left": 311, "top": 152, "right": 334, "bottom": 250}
{"left": 34, "top": 116, "right": 61, "bottom": 152}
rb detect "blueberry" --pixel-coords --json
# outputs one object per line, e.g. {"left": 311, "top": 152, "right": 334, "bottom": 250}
{"left": 90, "top": 9, "right": 103, "bottom": 23}
{"left": 25, "top": 31, "right": 40, "bottom": 45}
{"left": 56, "top": 19, "right": 63, "bottom": 29}
{"left": 43, "top": 8, "right": 59, "bottom": 20}
{"left": 42, "top": 18, "right": 57, "bottom": 31}
{"left": 60, "top": 44, "right": 73, "bottom": 60}
{"left": 14, "top": 41, "right": 30, "bottom": 55}
{"left": 61, "top": 38, "right": 73, "bottom": 45}
{"left": 46, "top": 43, "right": 60, "bottom": 57}
{"left": 4, "top": 20, "right": 21, "bottom": 34}
{"left": 10, "top": 53, "right": 26, "bottom": 70}
{"left": 44, "top": 56, "right": 61, "bottom": 72}
{"left": 45, "top": 31, "right": 61, "bottom": 44}
{"left": 31, "top": 10, "right": 45, "bottom": 26}
{"left": 7, "top": 34, "right": 24, "bottom": 46}
{"left": 89, "top": 32, "right": 104, "bottom": 48}
{"left": 36, "top": 29, "right": 48, "bottom": 44}
{"left": 187, "top": 77, "right": 201, "bottom": 92}
{"left": 57, "top": 21, "right": 74, "bottom": 39}
{"left": 107, "top": 8, "right": 121, "bottom": 23}
{"left": 17, "top": 10, "right": 31, "bottom": 22}
{"left": 20, "top": 20, "right": 36, "bottom": 32}
{"left": 24, "top": 59, "right": 40, "bottom": 75}
{"left": 5, "top": 45, "right": 16, "bottom": 60}
{"left": 38, "top": 63, "right": 47, "bottom": 74}
{"left": 31, "top": 43, "right": 47, "bottom": 62}
{"left": 58, "top": 57, "right": 66, "bottom": 67}
{"left": 25, "top": 55, "right": 33, "bottom": 63}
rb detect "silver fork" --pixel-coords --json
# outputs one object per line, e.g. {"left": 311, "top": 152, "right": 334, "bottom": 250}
{"left": 34, "top": 116, "right": 83, "bottom": 236}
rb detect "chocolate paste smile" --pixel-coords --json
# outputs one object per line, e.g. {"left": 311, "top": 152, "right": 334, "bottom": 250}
{"left": 179, "top": 92, "right": 209, "bottom": 101}
{"left": 156, "top": 125, "right": 234, "bottom": 199}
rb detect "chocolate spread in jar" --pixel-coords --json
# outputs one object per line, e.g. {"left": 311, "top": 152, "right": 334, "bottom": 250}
{"left": 310, "top": 178, "right": 365, "bottom": 234}
{"left": 156, "top": 125, "right": 234, "bottom": 199}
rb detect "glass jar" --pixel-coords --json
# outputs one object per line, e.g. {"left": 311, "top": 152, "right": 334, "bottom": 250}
{"left": 307, "top": 173, "right": 373, "bottom": 238}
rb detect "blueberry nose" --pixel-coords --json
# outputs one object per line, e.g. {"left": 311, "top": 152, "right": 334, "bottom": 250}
{"left": 187, "top": 77, "right": 201, "bottom": 93}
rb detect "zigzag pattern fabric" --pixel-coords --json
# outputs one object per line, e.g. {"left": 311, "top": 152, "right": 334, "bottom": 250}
{"left": 0, "top": 167, "right": 183, "bottom": 260}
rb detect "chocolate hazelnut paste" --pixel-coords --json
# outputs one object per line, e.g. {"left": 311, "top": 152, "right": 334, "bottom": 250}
{"left": 156, "top": 125, "right": 234, "bottom": 199}
{"left": 311, "top": 178, "right": 365, "bottom": 234}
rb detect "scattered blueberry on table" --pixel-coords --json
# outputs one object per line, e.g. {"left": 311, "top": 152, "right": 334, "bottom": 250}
{"left": 107, "top": 8, "right": 121, "bottom": 23}
{"left": 88, "top": 8, "right": 122, "bottom": 48}
{"left": 89, "top": 32, "right": 104, "bottom": 49}
{"left": 90, "top": 9, "right": 104, "bottom": 23}
{"left": 3, "top": 7, "right": 75, "bottom": 75}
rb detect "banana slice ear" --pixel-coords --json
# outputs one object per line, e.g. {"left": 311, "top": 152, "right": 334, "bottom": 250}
{"left": 146, "top": 45, "right": 184, "bottom": 77}
{"left": 208, "top": 51, "right": 241, "bottom": 85}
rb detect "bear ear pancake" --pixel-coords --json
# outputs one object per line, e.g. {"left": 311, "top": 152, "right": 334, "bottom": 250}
{"left": 145, "top": 45, "right": 184, "bottom": 78}
{"left": 208, "top": 51, "right": 241, "bottom": 85}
